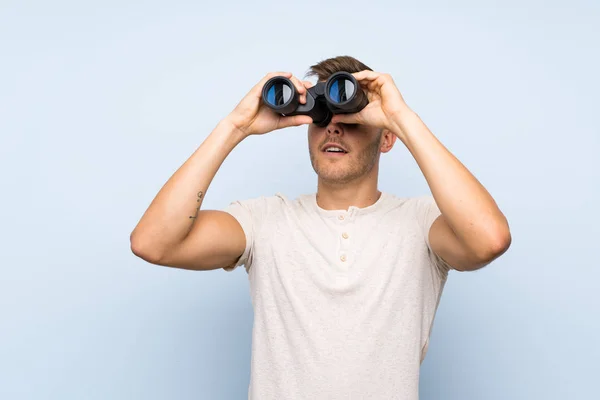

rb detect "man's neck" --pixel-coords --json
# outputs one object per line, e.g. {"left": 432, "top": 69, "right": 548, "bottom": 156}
{"left": 316, "top": 179, "right": 382, "bottom": 211}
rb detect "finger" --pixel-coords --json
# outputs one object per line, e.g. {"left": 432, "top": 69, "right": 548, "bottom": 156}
{"left": 302, "top": 80, "right": 315, "bottom": 89}
{"left": 331, "top": 113, "right": 360, "bottom": 125}
{"left": 265, "top": 71, "right": 292, "bottom": 81}
{"left": 352, "top": 70, "right": 381, "bottom": 82}
{"left": 253, "top": 71, "right": 292, "bottom": 97}
{"left": 353, "top": 72, "right": 393, "bottom": 94}
{"left": 278, "top": 114, "right": 313, "bottom": 129}
{"left": 288, "top": 75, "right": 307, "bottom": 104}
{"left": 288, "top": 75, "right": 306, "bottom": 93}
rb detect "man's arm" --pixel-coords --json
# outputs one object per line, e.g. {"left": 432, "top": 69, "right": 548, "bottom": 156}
{"left": 130, "top": 120, "right": 247, "bottom": 270}
{"left": 329, "top": 70, "right": 511, "bottom": 272}
{"left": 391, "top": 111, "right": 511, "bottom": 271}
{"left": 130, "top": 72, "right": 313, "bottom": 271}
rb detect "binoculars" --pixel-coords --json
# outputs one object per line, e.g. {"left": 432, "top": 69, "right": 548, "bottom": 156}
{"left": 261, "top": 71, "right": 368, "bottom": 127}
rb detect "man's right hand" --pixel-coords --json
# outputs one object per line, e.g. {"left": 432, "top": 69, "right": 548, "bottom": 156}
{"left": 224, "top": 72, "right": 314, "bottom": 137}
{"left": 131, "top": 72, "right": 314, "bottom": 271}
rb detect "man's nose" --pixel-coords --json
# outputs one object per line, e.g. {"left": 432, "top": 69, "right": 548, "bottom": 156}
{"left": 327, "top": 122, "right": 343, "bottom": 135}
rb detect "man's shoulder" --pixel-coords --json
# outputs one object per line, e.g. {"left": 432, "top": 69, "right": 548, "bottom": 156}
{"left": 226, "top": 192, "right": 435, "bottom": 217}
{"left": 378, "top": 192, "right": 434, "bottom": 210}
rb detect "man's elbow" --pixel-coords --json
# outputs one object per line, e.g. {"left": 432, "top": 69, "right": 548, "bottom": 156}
{"left": 130, "top": 233, "right": 164, "bottom": 264}
{"left": 487, "top": 222, "right": 512, "bottom": 257}
{"left": 456, "top": 227, "right": 512, "bottom": 272}
{"left": 475, "top": 227, "right": 512, "bottom": 267}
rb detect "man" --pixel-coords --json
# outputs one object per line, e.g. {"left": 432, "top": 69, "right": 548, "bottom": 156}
{"left": 130, "top": 55, "right": 511, "bottom": 399}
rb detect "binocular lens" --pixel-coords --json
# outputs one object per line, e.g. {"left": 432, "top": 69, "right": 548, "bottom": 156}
{"left": 261, "top": 71, "right": 368, "bottom": 125}
{"left": 328, "top": 77, "right": 355, "bottom": 104}
{"left": 325, "top": 72, "right": 367, "bottom": 113}
{"left": 265, "top": 80, "right": 293, "bottom": 106}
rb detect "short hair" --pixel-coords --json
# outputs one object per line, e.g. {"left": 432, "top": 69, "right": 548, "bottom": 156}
{"left": 305, "top": 55, "right": 373, "bottom": 81}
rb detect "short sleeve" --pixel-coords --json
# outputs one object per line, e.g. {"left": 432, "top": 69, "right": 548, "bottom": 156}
{"left": 221, "top": 196, "right": 269, "bottom": 273}
{"left": 415, "top": 195, "right": 452, "bottom": 275}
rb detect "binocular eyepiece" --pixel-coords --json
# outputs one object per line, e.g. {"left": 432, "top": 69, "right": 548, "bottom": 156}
{"left": 261, "top": 71, "right": 368, "bottom": 127}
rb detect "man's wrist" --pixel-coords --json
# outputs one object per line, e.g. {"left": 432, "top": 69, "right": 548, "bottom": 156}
{"left": 388, "top": 107, "right": 420, "bottom": 142}
{"left": 217, "top": 118, "right": 248, "bottom": 145}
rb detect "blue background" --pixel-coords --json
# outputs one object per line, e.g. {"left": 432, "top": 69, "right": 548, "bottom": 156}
{"left": 1, "top": 0, "right": 598, "bottom": 398}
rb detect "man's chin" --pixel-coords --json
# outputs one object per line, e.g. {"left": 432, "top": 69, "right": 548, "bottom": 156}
{"left": 316, "top": 171, "right": 354, "bottom": 185}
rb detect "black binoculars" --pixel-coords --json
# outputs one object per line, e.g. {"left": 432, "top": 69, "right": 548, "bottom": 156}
{"left": 261, "top": 71, "right": 368, "bottom": 127}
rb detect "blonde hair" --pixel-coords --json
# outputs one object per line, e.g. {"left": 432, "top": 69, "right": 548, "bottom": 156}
{"left": 305, "top": 55, "right": 373, "bottom": 81}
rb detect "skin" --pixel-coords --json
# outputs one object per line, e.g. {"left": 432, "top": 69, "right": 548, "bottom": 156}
{"left": 307, "top": 120, "right": 395, "bottom": 211}
{"left": 131, "top": 69, "right": 511, "bottom": 272}
{"left": 325, "top": 70, "right": 512, "bottom": 271}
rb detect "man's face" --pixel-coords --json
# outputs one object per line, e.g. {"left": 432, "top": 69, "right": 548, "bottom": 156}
{"left": 308, "top": 121, "right": 385, "bottom": 185}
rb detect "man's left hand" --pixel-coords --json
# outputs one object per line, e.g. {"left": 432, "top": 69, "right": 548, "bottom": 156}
{"left": 330, "top": 70, "right": 411, "bottom": 134}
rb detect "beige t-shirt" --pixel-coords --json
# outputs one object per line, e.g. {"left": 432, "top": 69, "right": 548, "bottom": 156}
{"left": 224, "top": 191, "right": 452, "bottom": 400}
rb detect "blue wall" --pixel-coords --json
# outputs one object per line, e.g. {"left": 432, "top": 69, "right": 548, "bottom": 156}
{"left": 1, "top": 1, "right": 598, "bottom": 398}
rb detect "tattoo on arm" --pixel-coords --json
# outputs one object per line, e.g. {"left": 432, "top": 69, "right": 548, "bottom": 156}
{"left": 189, "top": 191, "right": 204, "bottom": 219}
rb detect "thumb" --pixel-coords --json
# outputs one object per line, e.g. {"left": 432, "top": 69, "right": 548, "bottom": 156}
{"left": 278, "top": 114, "right": 313, "bottom": 129}
{"left": 331, "top": 112, "right": 360, "bottom": 125}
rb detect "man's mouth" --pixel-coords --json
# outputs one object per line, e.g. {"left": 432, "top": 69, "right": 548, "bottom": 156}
{"left": 322, "top": 144, "right": 348, "bottom": 155}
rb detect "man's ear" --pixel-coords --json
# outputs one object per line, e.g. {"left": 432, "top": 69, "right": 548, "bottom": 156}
{"left": 380, "top": 129, "right": 397, "bottom": 153}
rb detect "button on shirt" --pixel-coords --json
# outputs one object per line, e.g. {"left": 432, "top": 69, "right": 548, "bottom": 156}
{"left": 224, "top": 192, "right": 451, "bottom": 400}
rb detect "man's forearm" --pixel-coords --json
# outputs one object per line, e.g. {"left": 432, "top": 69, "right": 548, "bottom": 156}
{"left": 390, "top": 110, "right": 511, "bottom": 257}
{"left": 130, "top": 119, "right": 245, "bottom": 260}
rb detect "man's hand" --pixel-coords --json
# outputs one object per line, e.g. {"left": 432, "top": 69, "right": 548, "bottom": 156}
{"left": 333, "top": 69, "right": 511, "bottom": 271}
{"left": 330, "top": 70, "right": 411, "bottom": 135}
{"left": 225, "top": 72, "right": 313, "bottom": 138}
